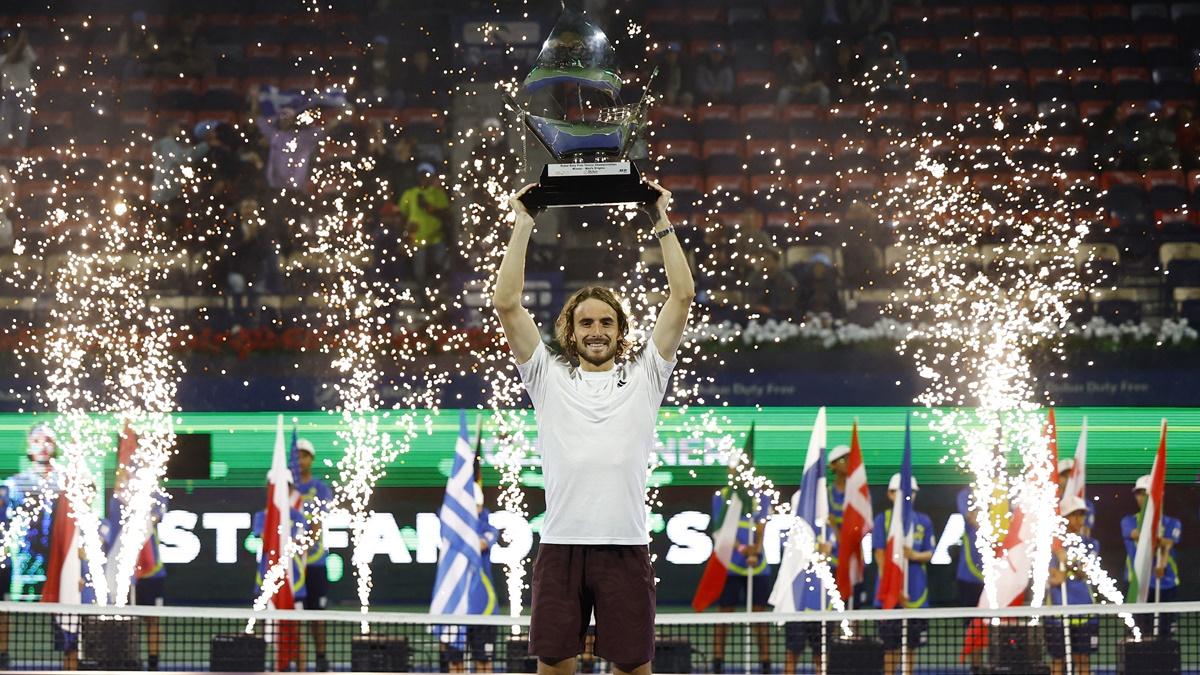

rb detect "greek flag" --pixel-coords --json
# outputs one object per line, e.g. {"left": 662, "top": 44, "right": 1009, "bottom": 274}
{"left": 257, "top": 85, "right": 348, "bottom": 117}
{"left": 430, "top": 411, "right": 489, "bottom": 646}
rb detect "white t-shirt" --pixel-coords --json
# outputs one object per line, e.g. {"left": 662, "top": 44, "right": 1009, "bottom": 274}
{"left": 516, "top": 340, "right": 676, "bottom": 545}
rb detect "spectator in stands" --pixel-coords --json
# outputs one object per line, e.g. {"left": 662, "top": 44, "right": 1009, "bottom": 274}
{"left": 1121, "top": 475, "right": 1181, "bottom": 639}
{"left": 861, "top": 33, "right": 907, "bottom": 93}
{"left": 193, "top": 120, "right": 241, "bottom": 205}
{"left": 656, "top": 43, "right": 692, "bottom": 107}
{"left": 800, "top": 253, "right": 843, "bottom": 317}
{"left": 1046, "top": 497, "right": 1099, "bottom": 675}
{"left": 1124, "top": 106, "right": 1178, "bottom": 171}
{"left": 841, "top": 202, "right": 887, "bottom": 290}
{"left": 251, "top": 95, "right": 335, "bottom": 252}
{"left": 374, "top": 136, "right": 419, "bottom": 204}
{"left": 873, "top": 474, "right": 934, "bottom": 675}
{"left": 0, "top": 164, "right": 13, "bottom": 251}
{"left": 362, "top": 36, "right": 400, "bottom": 105}
{"left": 219, "top": 197, "right": 278, "bottom": 318}
{"left": 115, "top": 11, "right": 159, "bottom": 78}
{"left": 150, "top": 121, "right": 193, "bottom": 206}
{"left": 1087, "top": 105, "right": 1124, "bottom": 171}
{"left": 693, "top": 44, "right": 733, "bottom": 104}
{"left": 822, "top": 40, "right": 860, "bottom": 102}
{"left": 747, "top": 249, "right": 800, "bottom": 319}
{"left": 397, "top": 162, "right": 450, "bottom": 290}
{"left": 843, "top": 0, "right": 892, "bottom": 36}
{"left": 1176, "top": 107, "right": 1200, "bottom": 171}
{"left": 159, "top": 15, "right": 213, "bottom": 78}
{"left": 235, "top": 125, "right": 268, "bottom": 198}
{"left": 401, "top": 50, "right": 442, "bottom": 106}
{"left": 776, "top": 44, "right": 830, "bottom": 107}
{"left": 252, "top": 97, "right": 329, "bottom": 195}
{"left": 0, "top": 30, "right": 36, "bottom": 148}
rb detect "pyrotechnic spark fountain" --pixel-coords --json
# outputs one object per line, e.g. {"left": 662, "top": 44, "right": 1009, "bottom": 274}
{"left": 7, "top": 142, "right": 185, "bottom": 606}
{"left": 239, "top": 10, "right": 449, "bottom": 622}
{"left": 843, "top": 34, "right": 1128, "bottom": 609}
{"left": 0, "top": 16, "right": 193, "bottom": 601}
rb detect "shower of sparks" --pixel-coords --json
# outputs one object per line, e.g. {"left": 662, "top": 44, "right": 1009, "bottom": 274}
{"left": 832, "top": 31, "right": 1130, "bottom": 609}
{"left": 107, "top": 415, "right": 176, "bottom": 607}
{"left": 238, "top": 31, "right": 449, "bottom": 624}
{"left": 8, "top": 2, "right": 1155, "bottom": 623}
{"left": 780, "top": 518, "right": 852, "bottom": 638}
{"left": 0, "top": 13, "right": 191, "bottom": 603}
{"left": 1062, "top": 533, "right": 1139, "bottom": 637}
{"left": 5, "top": 133, "right": 185, "bottom": 605}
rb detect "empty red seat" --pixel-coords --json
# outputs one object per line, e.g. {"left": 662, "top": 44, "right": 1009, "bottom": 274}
{"left": 705, "top": 175, "right": 749, "bottom": 194}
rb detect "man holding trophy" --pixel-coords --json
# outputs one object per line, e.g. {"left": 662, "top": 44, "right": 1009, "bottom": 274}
{"left": 492, "top": 8, "right": 692, "bottom": 673}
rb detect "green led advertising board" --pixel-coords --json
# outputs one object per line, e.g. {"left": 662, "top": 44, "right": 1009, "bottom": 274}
{"left": 0, "top": 407, "right": 1195, "bottom": 488}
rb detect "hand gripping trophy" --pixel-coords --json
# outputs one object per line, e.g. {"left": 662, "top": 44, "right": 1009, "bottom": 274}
{"left": 505, "top": 5, "right": 658, "bottom": 209}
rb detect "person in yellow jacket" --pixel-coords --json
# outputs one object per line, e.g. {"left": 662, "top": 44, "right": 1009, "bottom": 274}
{"left": 397, "top": 162, "right": 449, "bottom": 289}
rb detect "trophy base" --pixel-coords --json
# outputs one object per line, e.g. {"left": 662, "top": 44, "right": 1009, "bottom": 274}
{"left": 522, "top": 160, "right": 659, "bottom": 209}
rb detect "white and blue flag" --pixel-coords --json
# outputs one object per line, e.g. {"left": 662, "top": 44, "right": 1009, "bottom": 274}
{"left": 770, "top": 406, "right": 831, "bottom": 612}
{"left": 257, "top": 85, "right": 348, "bottom": 117}
{"left": 430, "top": 410, "right": 493, "bottom": 646}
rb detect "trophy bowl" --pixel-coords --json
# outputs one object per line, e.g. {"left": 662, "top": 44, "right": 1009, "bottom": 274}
{"left": 506, "top": 7, "right": 659, "bottom": 209}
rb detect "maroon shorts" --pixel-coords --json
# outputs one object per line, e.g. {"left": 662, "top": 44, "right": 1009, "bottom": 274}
{"left": 529, "top": 544, "right": 656, "bottom": 667}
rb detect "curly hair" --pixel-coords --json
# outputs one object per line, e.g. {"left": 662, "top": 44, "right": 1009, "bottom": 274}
{"left": 554, "top": 286, "right": 631, "bottom": 363}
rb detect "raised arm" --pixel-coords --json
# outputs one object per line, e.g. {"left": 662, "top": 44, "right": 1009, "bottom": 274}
{"left": 492, "top": 184, "right": 542, "bottom": 364}
{"left": 647, "top": 180, "right": 696, "bottom": 361}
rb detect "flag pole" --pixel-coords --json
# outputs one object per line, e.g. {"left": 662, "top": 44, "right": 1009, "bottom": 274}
{"left": 819, "top": 521, "right": 828, "bottom": 675}
{"left": 1062, "top": 573, "right": 1073, "bottom": 675}
{"left": 1153, "top": 574, "right": 1161, "bottom": 638}
{"left": 745, "top": 524, "right": 754, "bottom": 675}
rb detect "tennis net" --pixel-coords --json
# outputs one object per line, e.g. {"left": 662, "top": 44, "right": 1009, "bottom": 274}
{"left": 0, "top": 599, "right": 1195, "bottom": 672}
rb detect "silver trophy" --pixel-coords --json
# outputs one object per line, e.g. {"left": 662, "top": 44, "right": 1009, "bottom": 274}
{"left": 506, "top": 6, "right": 657, "bottom": 209}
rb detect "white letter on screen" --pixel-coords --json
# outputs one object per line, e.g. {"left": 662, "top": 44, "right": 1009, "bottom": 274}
{"left": 202, "top": 512, "right": 251, "bottom": 564}
{"left": 159, "top": 510, "right": 201, "bottom": 564}
{"left": 666, "top": 511, "right": 713, "bottom": 565}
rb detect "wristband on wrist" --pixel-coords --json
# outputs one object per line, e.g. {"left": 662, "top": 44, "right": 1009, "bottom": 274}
{"left": 654, "top": 224, "right": 675, "bottom": 239}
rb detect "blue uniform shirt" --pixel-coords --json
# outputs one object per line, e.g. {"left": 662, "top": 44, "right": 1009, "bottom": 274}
{"left": 828, "top": 484, "right": 845, "bottom": 566}
{"left": 252, "top": 508, "right": 308, "bottom": 600}
{"left": 712, "top": 487, "right": 771, "bottom": 576}
{"left": 101, "top": 494, "right": 168, "bottom": 581}
{"left": 956, "top": 487, "right": 984, "bottom": 584}
{"left": 9, "top": 469, "right": 58, "bottom": 597}
{"left": 1050, "top": 536, "right": 1099, "bottom": 607}
{"left": 293, "top": 476, "right": 334, "bottom": 567}
{"left": 872, "top": 508, "right": 935, "bottom": 608}
{"left": 1121, "top": 513, "right": 1182, "bottom": 590}
{"left": 0, "top": 480, "right": 14, "bottom": 528}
